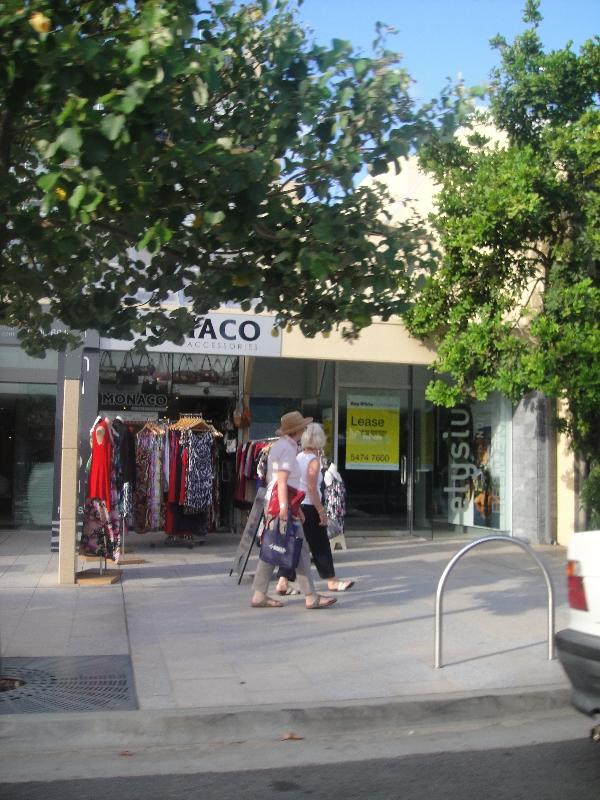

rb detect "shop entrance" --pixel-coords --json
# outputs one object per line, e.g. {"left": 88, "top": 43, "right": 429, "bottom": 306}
{"left": 0, "top": 390, "right": 56, "bottom": 529}
{"left": 337, "top": 386, "right": 412, "bottom": 535}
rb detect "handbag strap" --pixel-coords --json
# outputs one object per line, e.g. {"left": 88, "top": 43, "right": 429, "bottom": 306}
{"left": 137, "top": 351, "right": 151, "bottom": 369}
{"left": 157, "top": 352, "right": 170, "bottom": 374}
{"left": 177, "top": 353, "right": 192, "bottom": 371}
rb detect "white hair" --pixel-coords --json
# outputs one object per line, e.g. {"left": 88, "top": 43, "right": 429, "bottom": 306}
{"left": 301, "top": 422, "right": 326, "bottom": 450}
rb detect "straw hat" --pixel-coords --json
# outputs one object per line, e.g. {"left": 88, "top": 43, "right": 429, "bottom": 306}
{"left": 276, "top": 411, "right": 313, "bottom": 437}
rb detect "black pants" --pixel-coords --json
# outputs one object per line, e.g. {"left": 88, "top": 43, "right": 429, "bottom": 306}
{"left": 277, "top": 504, "right": 335, "bottom": 582}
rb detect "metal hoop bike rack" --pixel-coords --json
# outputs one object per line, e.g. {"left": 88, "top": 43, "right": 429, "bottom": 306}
{"left": 434, "top": 535, "right": 555, "bottom": 669}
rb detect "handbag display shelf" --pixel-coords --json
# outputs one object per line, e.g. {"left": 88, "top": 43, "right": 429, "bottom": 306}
{"left": 173, "top": 354, "right": 198, "bottom": 384}
{"left": 152, "top": 352, "right": 172, "bottom": 393}
{"left": 116, "top": 351, "right": 139, "bottom": 385}
{"left": 99, "top": 352, "right": 117, "bottom": 384}
{"left": 219, "top": 355, "right": 239, "bottom": 386}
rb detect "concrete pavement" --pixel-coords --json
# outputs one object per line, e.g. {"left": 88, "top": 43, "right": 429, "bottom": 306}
{"left": 0, "top": 528, "right": 576, "bottom": 779}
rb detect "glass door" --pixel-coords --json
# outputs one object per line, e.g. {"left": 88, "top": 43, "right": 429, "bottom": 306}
{"left": 337, "top": 386, "right": 411, "bottom": 534}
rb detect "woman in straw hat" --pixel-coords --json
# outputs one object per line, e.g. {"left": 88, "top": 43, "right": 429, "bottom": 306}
{"left": 250, "top": 411, "right": 337, "bottom": 610}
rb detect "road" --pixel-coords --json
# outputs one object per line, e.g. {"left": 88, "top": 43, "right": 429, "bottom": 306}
{"left": 1, "top": 737, "right": 599, "bottom": 800}
{"left": 1, "top": 708, "right": 599, "bottom": 799}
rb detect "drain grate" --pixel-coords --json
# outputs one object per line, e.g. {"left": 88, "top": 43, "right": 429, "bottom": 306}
{"left": 0, "top": 655, "right": 138, "bottom": 714}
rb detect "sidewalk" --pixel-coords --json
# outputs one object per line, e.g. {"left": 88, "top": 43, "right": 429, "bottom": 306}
{"left": 0, "top": 528, "right": 572, "bottom": 762}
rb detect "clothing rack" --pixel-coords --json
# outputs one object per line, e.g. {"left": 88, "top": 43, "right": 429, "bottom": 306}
{"left": 170, "top": 413, "right": 223, "bottom": 437}
{"left": 119, "top": 418, "right": 163, "bottom": 563}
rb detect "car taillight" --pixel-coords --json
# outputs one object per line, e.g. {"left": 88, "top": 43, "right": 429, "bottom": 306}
{"left": 567, "top": 560, "right": 588, "bottom": 611}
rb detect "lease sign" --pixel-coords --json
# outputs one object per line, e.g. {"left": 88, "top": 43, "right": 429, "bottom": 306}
{"left": 345, "top": 394, "right": 400, "bottom": 471}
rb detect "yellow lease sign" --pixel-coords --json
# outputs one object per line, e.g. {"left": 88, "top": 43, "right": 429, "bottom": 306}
{"left": 346, "top": 394, "right": 400, "bottom": 471}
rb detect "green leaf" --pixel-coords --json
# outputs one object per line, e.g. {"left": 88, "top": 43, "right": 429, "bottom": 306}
{"left": 138, "top": 226, "right": 156, "bottom": 250}
{"left": 55, "top": 127, "right": 83, "bottom": 156}
{"left": 100, "top": 114, "right": 126, "bottom": 141}
{"left": 83, "top": 191, "right": 105, "bottom": 213}
{"left": 120, "top": 83, "right": 148, "bottom": 113}
{"left": 126, "top": 38, "right": 149, "bottom": 70}
{"left": 354, "top": 59, "right": 370, "bottom": 78}
{"left": 369, "top": 159, "right": 389, "bottom": 176}
{"left": 37, "top": 172, "right": 60, "bottom": 191}
{"left": 68, "top": 184, "right": 87, "bottom": 211}
{"left": 204, "top": 210, "right": 225, "bottom": 226}
{"left": 312, "top": 220, "right": 335, "bottom": 241}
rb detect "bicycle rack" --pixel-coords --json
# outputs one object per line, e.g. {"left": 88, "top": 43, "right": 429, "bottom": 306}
{"left": 434, "top": 535, "right": 555, "bottom": 669}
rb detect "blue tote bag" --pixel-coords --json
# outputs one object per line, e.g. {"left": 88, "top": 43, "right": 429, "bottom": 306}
{"left": 260, "top": 518, "right": 303, "bottom": 571}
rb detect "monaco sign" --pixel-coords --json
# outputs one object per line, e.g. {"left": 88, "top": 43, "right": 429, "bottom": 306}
{"left": 99, "top": 312, "right": 282, "bottom": 357}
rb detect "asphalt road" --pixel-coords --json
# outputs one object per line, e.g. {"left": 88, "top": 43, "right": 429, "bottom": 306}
{"left": 2, "top": 737, "right": 600, "bottom": 800}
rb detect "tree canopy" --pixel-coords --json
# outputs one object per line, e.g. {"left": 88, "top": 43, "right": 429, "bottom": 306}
{"left": 1, "top": 0, "right": 461, "bottom": 354}
{"left": 406, "top": 0, "right": 600, "bottom": 520}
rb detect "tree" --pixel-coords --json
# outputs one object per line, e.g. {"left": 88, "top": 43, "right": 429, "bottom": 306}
{"left": 405, "top": 1, "right": 600, "bottom": 521}
{"left": 1, "top": 0, "right": 457, "bottom": 355}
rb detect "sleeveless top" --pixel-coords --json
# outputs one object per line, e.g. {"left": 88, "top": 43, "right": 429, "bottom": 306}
{"left": 296, "top": 451, "right": 322, "bottom": 507}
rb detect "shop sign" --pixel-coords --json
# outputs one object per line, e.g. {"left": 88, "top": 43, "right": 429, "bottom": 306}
{"left": 0, "top": 321, "right": 71, "bottom": 346}
{"left": 98, "top": 390, "right": 169, "bottom": 411}
{"left": 444, "top": 403, "right": 501, "bottom": 528}
{"left": 99, "top": 312, "right": 282, "bottom": 357}
{"left": 345, "top": 394, "right": 400, "bottom": 471}
{"left": 443, "top": 406, "right": 476, "bottom": 514}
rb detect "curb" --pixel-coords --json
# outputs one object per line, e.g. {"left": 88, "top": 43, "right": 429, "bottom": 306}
{"left": 0, "top": 685, "right": 571, "bottom": 752}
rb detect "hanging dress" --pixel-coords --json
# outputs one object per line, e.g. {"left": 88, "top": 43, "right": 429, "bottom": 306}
{"left": 80, "top": 418, "right": 121, "bottom": 561}
{"left": 87, "top": 418, "right": 112, "bottom": 510}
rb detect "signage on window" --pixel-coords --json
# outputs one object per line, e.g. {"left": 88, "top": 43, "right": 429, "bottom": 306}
{"left": 345, "top": 394, "right": 400, "bottom": 471}
{"left": 444, "top": 401, "right": 503, "bottom": 529}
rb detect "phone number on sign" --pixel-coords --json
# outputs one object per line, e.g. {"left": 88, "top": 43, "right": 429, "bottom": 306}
{"left": 348, "top": 453, "right": 391, "bottom": 463}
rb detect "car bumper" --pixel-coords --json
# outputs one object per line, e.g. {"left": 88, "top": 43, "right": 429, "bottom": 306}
{"left": 555, "top": 628, "right": 600, "bottom": 717}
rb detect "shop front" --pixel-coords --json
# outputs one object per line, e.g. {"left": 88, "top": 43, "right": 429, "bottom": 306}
{"left": 246, "top": 355, "right": 512, "bottom": 539}
{"left": 77, "top": 311, "right": 513, "bottom": 542}
{"left": 0, "top": 328, "right": 58, "bottom": 529}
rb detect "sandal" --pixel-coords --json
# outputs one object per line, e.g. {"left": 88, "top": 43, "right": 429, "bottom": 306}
{"left": 328, "top": 580, "right": 355, "bottom": 592}
{"left": 251, "top": 596, "right": 284, "bottom": 608}
{"left": 306, "top": 595, "right": 337, "bottom": 610}
{"left": 276, "top": 587, "right": 301, "bottom": 596}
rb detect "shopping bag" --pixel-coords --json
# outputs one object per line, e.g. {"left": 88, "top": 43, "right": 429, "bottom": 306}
{"left": 260, "top": 518, "right": 303, "bottom": 571}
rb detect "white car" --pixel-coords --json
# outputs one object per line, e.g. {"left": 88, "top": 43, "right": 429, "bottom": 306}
{"left": 555, "top": 530, "right": 600, "bottom": 738}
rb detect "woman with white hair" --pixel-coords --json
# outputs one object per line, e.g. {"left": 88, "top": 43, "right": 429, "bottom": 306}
{"left": 275, "top": 422, "right": 355, "bottom": 596}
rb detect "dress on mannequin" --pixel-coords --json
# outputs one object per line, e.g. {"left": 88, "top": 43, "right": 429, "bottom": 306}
{"left": 88, "top": 417, "right": 112, "bottom": 510}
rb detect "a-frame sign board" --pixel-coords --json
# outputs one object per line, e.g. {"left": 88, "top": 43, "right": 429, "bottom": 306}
{"left": 230, "top": 487, "right": 266, "bottom": 584}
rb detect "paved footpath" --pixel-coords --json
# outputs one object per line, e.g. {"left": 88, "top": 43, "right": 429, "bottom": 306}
{"left": 0, "top": 528, "right": 577, "bottom": 780}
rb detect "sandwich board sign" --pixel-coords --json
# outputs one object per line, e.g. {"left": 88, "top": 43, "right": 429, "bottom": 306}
{"left": 230, "top": 487, "right": 266, "bottom": 584}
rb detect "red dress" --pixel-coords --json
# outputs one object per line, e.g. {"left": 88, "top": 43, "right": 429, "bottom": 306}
{"left": 88, "top": 418, "right": 112, "bottom": 511}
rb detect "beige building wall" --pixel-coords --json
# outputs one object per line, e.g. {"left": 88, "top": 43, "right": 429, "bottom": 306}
{"left": 556, "top": 400, "right": 578, "bottom": 546}
{"left": 556, "top": 435, "right": 577, "bottom": 546}
{"left": 280, "top": 318, "right": 436, "bottom": 365}
{"left": 58, "top": 378, "right": 81, "bottom": 585}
